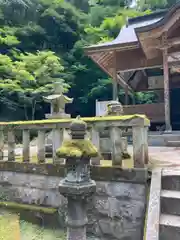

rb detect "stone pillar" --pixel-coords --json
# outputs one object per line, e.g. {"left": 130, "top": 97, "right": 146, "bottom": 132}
{"left": 163, "top": 47, "right": 172, "bottom": 132}
{"left": 52, "top": 128, "right": 64, "bottom": 163}
{"left": 8, "top": 130, "right": 15, "bottom": 161}
{"left": 91, "top": 126, "right": 100, "bottom": 165}
{"left": 58, "top": 116, "right": 97, "bottom": 240}
{"left": 22, "top": 129, "right": 30, "bottom": 162}
{"left": 110, "top": 126, "right": 122, "bottom": 166}
{"left": 132, "top": 126, "right": 148, "bottom": 168}
{"left": 67, "top": 198, "right": 88, "bottom": 240}
{"left": 0, "top": 130, "right": 4, "bottom": 161}
{"left": 37, "top": 130, "right": 45, "bottom": 163}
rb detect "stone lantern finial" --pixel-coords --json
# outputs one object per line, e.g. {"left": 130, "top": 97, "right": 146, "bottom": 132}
{"left": 107, "top": 100, "right": 124, "bottom": 116}
{"left": 70, "top": 115, "right": 87, "bottom": 139}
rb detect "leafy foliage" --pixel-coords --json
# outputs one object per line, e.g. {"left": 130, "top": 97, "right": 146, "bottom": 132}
{"left": 0, "top": 51, "right": 68, "bottom": 120}
{"left": 0, "top": 0, "right": 173, "bottom": 120}
{"left": 137, "top": 0, "right": 178, "bottom": 10}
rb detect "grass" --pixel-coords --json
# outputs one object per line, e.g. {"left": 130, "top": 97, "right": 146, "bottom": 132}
{"left": 20, "top": 220, "right": 66, "bottom": 240}
{"left": 0, "top": 211, "right": 20, "bottom": 240}
{"left": 0, "top": 209, "right": 66, "bottom": 240}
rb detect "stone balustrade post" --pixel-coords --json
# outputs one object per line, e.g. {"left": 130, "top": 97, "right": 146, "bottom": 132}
{"left": 0, "top": 129, "right": 4, "bottom": 161}
{"left": 58, "top": 116, "right": 97, "bottom": 240}
{"left": 37, "top": 130, "right": 45, "bottom": 163}
{"left": 90, "top": 125, "right": 101, "bottom": 165}
{"left": 23, "top": 129, "right": 30, "bottom": 162}
{"left": 8, "top": 130, "right": 15, "bottom": 161}
{"left": 53, "top": 128, "right": 70, "bottom": 164}
{"left": 132, "top": 126, "right": 149, "bottom": 168}
{"left": 110, "top": 126, "right": 122, "bottom": 166}
{"left": 52, "top": 128, "right": 63, "bottom": 163}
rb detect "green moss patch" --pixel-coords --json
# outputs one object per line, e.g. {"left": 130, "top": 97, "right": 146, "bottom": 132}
{"left": 0, "top": 114, "right": 149, "bottom": 126}
{"left": 0, "top": 201, "right": 57, "bottom": 214}
{"left": 56, "top": 139, "right": 99, "bottom": 158}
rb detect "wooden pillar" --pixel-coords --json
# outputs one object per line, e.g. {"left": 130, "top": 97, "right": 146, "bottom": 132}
{"left": 113, "top": 51, "right": 118, "bottom": 100}
{"left": 125, "top": 85, "right": 129, "bottom": 105}
{"left": 132, "top": 94, "right": 135, "bottom": 105}
{"left": 163, "top": 48, "right": 172, "bottom": 132}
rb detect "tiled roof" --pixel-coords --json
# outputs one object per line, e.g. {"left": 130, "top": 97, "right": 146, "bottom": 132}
{"left": 85, "top": 10, "right": 167, "bottom": 50}
{"left": 116, "top": 17, "right": 163, "bottom": 44}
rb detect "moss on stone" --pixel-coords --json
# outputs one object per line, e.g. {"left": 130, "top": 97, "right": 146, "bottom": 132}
{"left": 122, "top": 152, "right": 131, "bottom": 159}
{"left": 56, "top": 139, "right": 99, "bottom": 158}
{"left": 0, "top": 201, "right": 57, "bottom": 214}
{"left": 0, "top": 114, "right": 150, "bottom": 126}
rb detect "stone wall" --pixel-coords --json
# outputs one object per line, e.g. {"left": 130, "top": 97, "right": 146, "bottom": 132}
{"left": 0, "top": 164, "right": 148, "bottom": 240}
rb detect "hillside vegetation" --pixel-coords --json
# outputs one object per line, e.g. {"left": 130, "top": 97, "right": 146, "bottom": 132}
{"left": 0, "top": 0, "right": 177, "bottom": 120}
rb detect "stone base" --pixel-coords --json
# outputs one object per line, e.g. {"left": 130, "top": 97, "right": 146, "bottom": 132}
{"left": 0, "top": 169, "right": 147, "bottom": 240}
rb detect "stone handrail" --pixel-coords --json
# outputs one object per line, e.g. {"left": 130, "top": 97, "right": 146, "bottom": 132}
{"left": 0, "top": 114, "right": 150, "bottom": 168}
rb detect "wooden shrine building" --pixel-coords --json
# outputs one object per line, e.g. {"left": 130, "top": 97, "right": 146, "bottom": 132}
{"left": 84, "top": 2, "right": 180, "bottom": 131}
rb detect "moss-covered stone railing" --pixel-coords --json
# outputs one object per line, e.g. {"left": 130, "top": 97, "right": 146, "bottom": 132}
{"left": 0, "top": 114, "right": 150, "bottom": 168}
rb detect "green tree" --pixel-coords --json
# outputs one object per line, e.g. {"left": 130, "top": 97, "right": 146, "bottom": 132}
{"left": 137, "top": 0, "right": 178, "bottom": 10}
{"left": 0, "top": 51, "right": 69, "bottom": 120}
{"left": 0, "top": 0, "right": 159, "bottom": 120}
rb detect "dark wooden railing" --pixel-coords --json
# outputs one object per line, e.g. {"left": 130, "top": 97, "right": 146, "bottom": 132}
{"left": 123, "top": 103, "right": 165, "bottom": 123}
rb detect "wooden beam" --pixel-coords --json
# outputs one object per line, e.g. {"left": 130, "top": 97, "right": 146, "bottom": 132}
{"left": 168, "top": 51, "right": 180, "bottom": 62}
{"left": 113, "top": 51, "right": 118, "bottom": 100}
{"left": 90, "top": 55, "right": 133, "bottom": 95}
{"left": 116, "top": 51, "right": 180, "bottom": 72}
{"left": 163, "top": 47, "right": 172, "bottom": 132}
{"left": 142, "top": 37, "right": 180, "bottom": 52}
{"left": 117, "top": 73, "right": 134, "bottom": 94}
{"left": 84, "top": 43, "right": 139, "bottom": 55}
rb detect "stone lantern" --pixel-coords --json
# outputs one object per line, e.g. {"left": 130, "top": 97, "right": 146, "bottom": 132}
{"left": 43, "top": 82, "right": 73, "bottom": 119}
{"left": 57, "top": 116, "right": 98, "bottom": 240}
{"left": 107, "top": 99, "right": 130, "bottom": 160}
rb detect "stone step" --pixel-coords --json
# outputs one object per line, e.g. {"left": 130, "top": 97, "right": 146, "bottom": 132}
{"left": 159, "top": 214, "right": 180, "bottom": 240}
{"left": 161, "top": 190, "right": 180, "bottom": 215}
{"left": 165, "top": 140, "right": 180, "bottom": 147}
{"left": 148, "top": 133, "right": 180, "bottom": 146}
{"left": 162, "top": 169, "right": 180, "bottom": 191}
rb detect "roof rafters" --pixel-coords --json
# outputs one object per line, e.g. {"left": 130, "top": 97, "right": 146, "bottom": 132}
{"left": 90, "top": 54, "right": 134, "bottom": 94}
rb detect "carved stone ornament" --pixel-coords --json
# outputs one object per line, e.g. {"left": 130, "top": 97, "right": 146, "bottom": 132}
{"left": 107, "top": 99, "right": 124, "bottom": 116}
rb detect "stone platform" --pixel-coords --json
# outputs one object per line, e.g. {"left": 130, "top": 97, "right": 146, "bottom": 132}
{"left": 148, "top": 131, "right": 180, "bottom": 146}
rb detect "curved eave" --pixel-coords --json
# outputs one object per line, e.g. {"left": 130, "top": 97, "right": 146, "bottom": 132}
{"left": 84, "top": 41, "right": 138, "bottom": 55}
{"left": 135, "top": 2, "right": 180, "bottom": 33}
